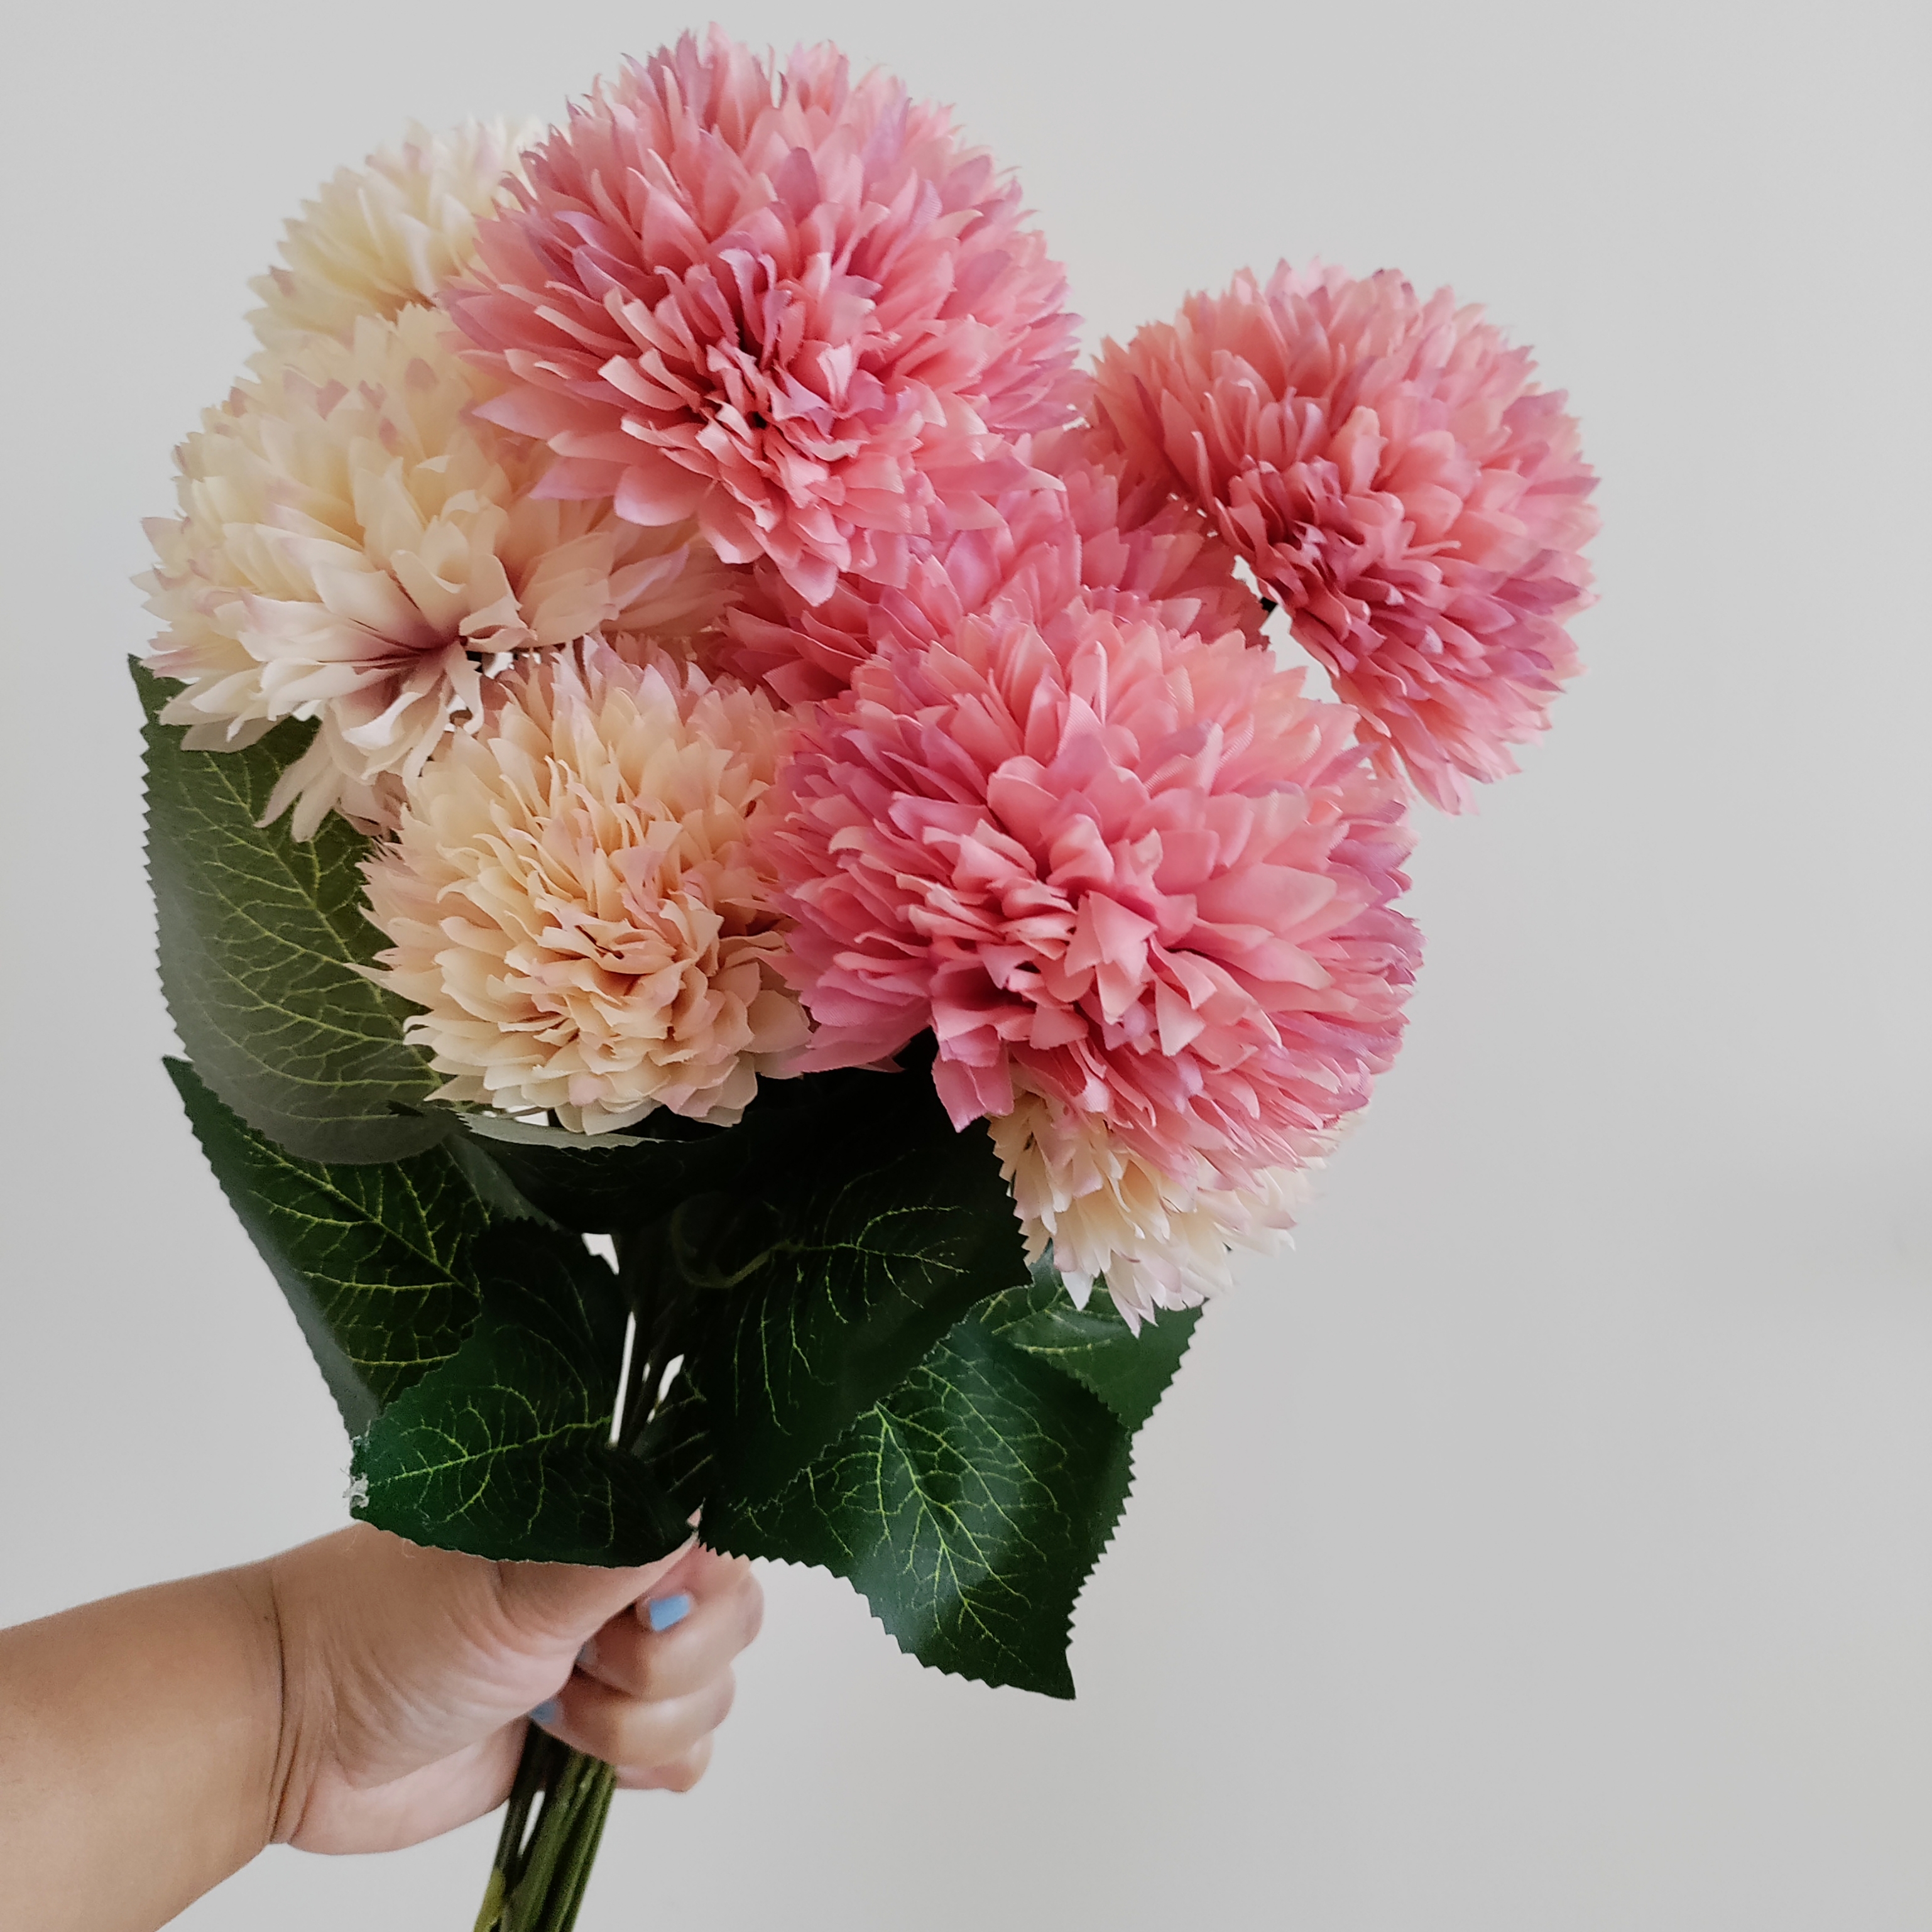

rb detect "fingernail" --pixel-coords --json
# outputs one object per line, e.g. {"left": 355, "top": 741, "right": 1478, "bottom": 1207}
{"left": 530, "top": 1700, "right": 562, "bottom": 1728}
{"left": 647, "top": 1592, "right": 692, "bottom": 1632}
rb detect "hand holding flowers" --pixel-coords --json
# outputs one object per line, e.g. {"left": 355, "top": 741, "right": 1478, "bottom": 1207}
{"left": 273, "top": 1531, "right": 760, "bottom": 1850}
{"left": 1, "top": 1527, "right": 759, "bottom": 1929}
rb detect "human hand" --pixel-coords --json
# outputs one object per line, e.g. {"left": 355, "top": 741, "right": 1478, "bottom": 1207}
{"left": 267, "top": 1524, "right": 763, "bottom": 1855}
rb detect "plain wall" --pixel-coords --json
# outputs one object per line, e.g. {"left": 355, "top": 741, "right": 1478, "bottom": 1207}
{"left": 3, "top": 0, "right": 1928, "bottom": 1926}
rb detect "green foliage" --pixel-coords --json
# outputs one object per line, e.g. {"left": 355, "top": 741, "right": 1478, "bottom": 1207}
{"left": 692, "top": 1237, "right": 1202, "bottom": 1696}
{"left": 454, "top": 1113, "right": 730, "bottom": 1236}
{"left": 978, "top": 1265, "right": 1201, "bottom": 1430}
{"left": 630, "top": 1065, "right": 1034, "bottom": 1512}
{"left": 167, "top": 1057, "right": 486, "bottom": 1436}
{"left": 171, "top": 1049, "right": 683, "bottom": 1564}
{"left": 352, "top": 1225, "right": 689, "bottom": 1566}
{"left": 714, "top": 1311, "right": 1148, "bottom": 1698}
{"left": 177, "top": 1020, "right": 1199, "bottom": 1668}
{"left": 449, "top": 1065, "right": 880, "bottom": 1235}
{"left": 136, "top": 660, "right": 439, "bottom": 1162}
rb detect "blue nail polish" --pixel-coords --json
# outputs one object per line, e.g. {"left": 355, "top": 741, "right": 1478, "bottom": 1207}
{"left": 530, "top": 1700, "right": 562, "bottom": 1728}
{"left": 647, "top": 1591, "right": 692, "bottom": 1632}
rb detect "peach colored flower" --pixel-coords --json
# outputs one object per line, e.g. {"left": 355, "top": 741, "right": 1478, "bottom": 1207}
{"left": 990, "top": 1078, "right": 1315, "bottom": 1323}
{"left": 716, "top": 420, "right": 1266, "bottom": 706}
{"left": 251, "top": 119, "right": 540, "bottom": 347}
{"left": 363, "top": 640, "right": 805, "bottom": 1132}
{"left": 763, "top": 599, "right": 1421, "bottom": 1265}
{"left": 1092, "top": 264, "right": 1598, "bottom": 809}
{"left": 446, "top": 29, "right": 1081, "bottom": 606}
{"left": 142, "top": 305, "right": 736, "bottom": 836}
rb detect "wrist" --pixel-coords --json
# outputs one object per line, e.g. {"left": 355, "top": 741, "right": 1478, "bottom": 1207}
{"left": 234, "top": 1554, "right": 304, "bottom": 1850}
{"left": 255, "top": 1536, "right": 339, "bottom": 1848}
{"left": 161, "top": 1563, "right": 292, "bottom": 1884}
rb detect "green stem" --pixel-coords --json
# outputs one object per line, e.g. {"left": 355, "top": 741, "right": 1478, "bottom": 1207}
{"left": 472, "top": 1727, "right": 618, "bottom": 1932}
{"left": 615, "top": 1217, "right": 693, "bottom": 1456}
{"left": 474, "top": 1221, "right": 686, "bottom": 1931}
{"left": 478, "top": 1727, "right": 555, "bottom": 1911}
{"left": 532, "top": 1762, "right": 616, "bottom": 1932}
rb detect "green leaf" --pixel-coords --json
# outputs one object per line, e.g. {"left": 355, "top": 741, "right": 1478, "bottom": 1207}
{"left": 432, "top": 1123, "right": 567, "bottom": 1230}
{"left": 650, "top": 1064, "right": 1032, "bottom": 1512}
{"left": 977, "top": 1264, "right": 1201, "bottom": 1430}
{"left": 714, "top": 1319, "right": 1133, "bottom": 1698}
{"left": 352, "top": 1224, "right": 689, "bottom": 1566}
{"left": 136, "top": 659, "right": 440, "bottom": 1162}
{"left": 449, "top": 1065, "right": 878, "bottom": 1235}
{"left": 166, "top": 1056, "right": 486, "bottom": 1438}
{"left": 453, "top": 1113, "right": 722, "bottom": 1236}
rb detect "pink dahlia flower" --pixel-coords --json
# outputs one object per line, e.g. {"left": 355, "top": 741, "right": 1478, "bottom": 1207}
{"left": 1091, "top": 264, "right": 1599, "bottom": 809}
{"left": 763, "top": 599, "right": 1420, "bottom": 1300}
{"left": 716, "top": 422, "right": 1266, "bottom": 706}
{"left": 447, "top": 30, "right": 1081, "bottom": 607}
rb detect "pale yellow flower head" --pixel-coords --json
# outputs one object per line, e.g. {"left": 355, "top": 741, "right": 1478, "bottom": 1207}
{"left": 250, "top": 119, "right": 541, "bottom": 347}
{"left": 364, "top": 639, "right": 807, "bottom": 1133}
{"left": 142, "top": 305, "right": 737, "bottom": 836}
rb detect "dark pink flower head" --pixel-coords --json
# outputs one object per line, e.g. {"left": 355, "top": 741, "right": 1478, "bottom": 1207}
{"left": 763, "top": 598, "right": 1421, "bottom": 1200}
{"left": 1091, "top": 263, "right": 1599, "bottom": 809}
{"left": 447, "top": 30, "right": 1082, "bottom": 606}
{"left": 714, "top": 420, "right": 1267, "bottom": 706}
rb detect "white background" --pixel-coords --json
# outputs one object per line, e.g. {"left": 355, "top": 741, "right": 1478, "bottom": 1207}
{"left": 4, "top": 1, "right": 1928, "bottom": 1927}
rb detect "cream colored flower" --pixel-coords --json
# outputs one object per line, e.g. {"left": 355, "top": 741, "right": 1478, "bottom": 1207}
{"left": 142, "top": 305, "right": 738, "bottom": 836}
{"left": 363, "top": 640, "right": 807, "bottom": 1132}
{"left": 250, "top": 119, "right": 541, "bottom": 347}
{"left": 990, "top": 1082, "right": 1316, "bottom": 1326}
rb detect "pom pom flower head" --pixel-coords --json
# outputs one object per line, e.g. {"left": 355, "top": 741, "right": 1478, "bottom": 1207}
{"left": 363, "top": 639, "right": 806, "bottom": 1132}
{"left": 251, "top": 119, "right": 541, "bottom": 347}
{"left": 716, "top": 419, "right": 1267, "bottom": 706}
{"left": 764, "top": 598, "right": 1421, "bottom": 1317}
{"left": 1093, "top": 263, "right": 1599, "bottom": 809}
{"left": 446, "top": 28, "right": 1081, "bottom": 604}
{"left": 142, "top": 305, "right": 734, "bottom": 836}
{"left": 990, "top": 1086, "right": 1316, "bottom": 1323}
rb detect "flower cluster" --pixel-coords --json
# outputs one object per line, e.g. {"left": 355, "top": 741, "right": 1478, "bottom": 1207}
{"left": 143, "top": 35, "right": 1595, "bottom": 1314}
{"left": 712, "top": 419, "right": 1269, "bottom": 706}
{"left": 144, "top": 305, "right": 730, "bottom": 834}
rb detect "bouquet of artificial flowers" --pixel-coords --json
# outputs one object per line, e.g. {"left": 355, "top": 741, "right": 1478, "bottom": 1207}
{"left": 137, "top": 29, "right": 1596, "bottom": 1928}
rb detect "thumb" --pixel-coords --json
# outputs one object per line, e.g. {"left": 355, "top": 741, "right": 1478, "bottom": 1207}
{"left": 491, "top": 1533, "right": 698, "bottom": 1650}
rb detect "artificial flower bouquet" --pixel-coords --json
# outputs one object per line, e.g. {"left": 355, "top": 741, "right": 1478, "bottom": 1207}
{"left": 136, "top": 28, "right": 1596, "bottom": 1929}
